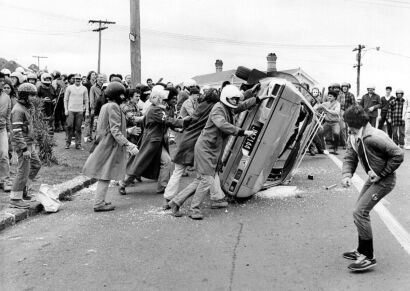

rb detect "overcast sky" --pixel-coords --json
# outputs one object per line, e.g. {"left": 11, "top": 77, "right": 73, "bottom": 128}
{"left": 1, "top": 0, "right": 410, "bottom": 96}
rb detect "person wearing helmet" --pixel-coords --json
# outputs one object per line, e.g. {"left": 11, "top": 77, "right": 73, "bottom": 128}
{"left": 168, "top": 84, "right": 262, "bottom": 220}
{"left": 387, "top": 89, "right": 408, "bottom": 148}
{"left": 1, "top": 68, "right": 11, "bottom": 78}
{"left": 360, "top": 85, "right": 381, "bottom": 127}
{"left": 378, "top": 86, "right": 394, "bottom": 138}
{"left": 83, "top": 82, "right": 140, "bottom": 212}
{"left": 38, "top": 72, "right": 57, "bottom": 132}
{"left": 9, "top": 83, "right": 42, "bottom": 209}
{"left": 10, "top": 72, "right": 24, "bottom": 90}
{"left": 0, "top": 75, "right": 13, "bottom": 192}
{"left": 163, "top": 88, "right": 226, "bottom": 213}
{"left": 15, "top": 67, "right": 25, "bottom": 75}
{"left": 119, "top": 85, "right": 190, "bottom": 196}
{"left": 341, "top": 82, "right": 356, "bottom": 110}
{"left": 26, "top": 73, "right": 37, "bottom": 85}
{"left": 63, "top": 74, "right": 89, "bottom": 150}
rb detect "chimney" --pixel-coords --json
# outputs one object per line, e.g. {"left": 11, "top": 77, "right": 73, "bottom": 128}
{"left": 267, "top": 53, "right": 277, "bottom": 73}
{"left": 215, "top": 59, "right": 223, "bottom": 72}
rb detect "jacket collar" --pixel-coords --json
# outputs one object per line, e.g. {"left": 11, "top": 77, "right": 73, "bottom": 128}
{"left": 362, "top": 122, "right": 375, "bottom": 139}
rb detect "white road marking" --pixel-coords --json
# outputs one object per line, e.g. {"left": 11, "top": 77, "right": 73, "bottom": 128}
{"left": 327, "top": 154, "right": 410, "bottom": 256}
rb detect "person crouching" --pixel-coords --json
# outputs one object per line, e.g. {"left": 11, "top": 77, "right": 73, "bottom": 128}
{"left": 83, "top": 82, "right": 139, "bottom": 212}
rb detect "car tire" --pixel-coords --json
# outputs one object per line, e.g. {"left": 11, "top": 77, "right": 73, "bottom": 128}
{"left": 235, "top": 66, "right": 252, "bottom": 81}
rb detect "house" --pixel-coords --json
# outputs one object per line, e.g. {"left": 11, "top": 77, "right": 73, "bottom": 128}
{"left": 192, "top": 54, "right": 318, "bottom": 91}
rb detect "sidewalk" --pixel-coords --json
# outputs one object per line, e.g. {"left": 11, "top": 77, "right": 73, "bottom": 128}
{"left": 0, "top": 132, "right": 95, "bottom": 231}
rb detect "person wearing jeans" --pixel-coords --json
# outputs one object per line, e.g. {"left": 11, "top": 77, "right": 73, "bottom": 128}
{"left": 9, "top": 83, "right": 42, "bottom": 209}
{"left": 341, "top": 105, "right": 403, "bottom": 272}
{"left": 64, "top": 74, "right": 89, "bottom": 150}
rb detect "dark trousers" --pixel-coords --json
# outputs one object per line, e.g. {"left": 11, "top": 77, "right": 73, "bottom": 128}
{"left": 322, "top": 121, "right": 340, "bottom": 151}
{"left": 377, "top": 112, "right": 392, "bottom": 138}
{"left": 392, "top": 125, "right": 405, "bottom": 146}
{"left": 368, "top": 116, "right": 377, "bottom": 128}
{"left": 54, "top": 98, "right": 66, "bottom": 129}
{"left": 66, "top": 111, "right": 83, "bottom": 146}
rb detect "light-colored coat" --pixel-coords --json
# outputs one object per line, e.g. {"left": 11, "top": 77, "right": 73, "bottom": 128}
{"left": 83, "top": 102, "right": 128, "bottom": 180}
{"left": 194, "top": 99, "right": 256, "bottom": 176}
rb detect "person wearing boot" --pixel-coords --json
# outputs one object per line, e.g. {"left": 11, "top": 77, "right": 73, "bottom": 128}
{"left": 83, "top": 82, "right": 139, "bottom": 212}
{"left": 9, "top": 83, "right": 42, "bottom": 209}
{"left": 168, "top": 85, "right": 261, "bottom": 220}
{"left": 341, "top": 105, "right": 403, "bottom": 272}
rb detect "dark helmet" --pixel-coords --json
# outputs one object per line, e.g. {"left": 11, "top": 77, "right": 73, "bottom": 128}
{"left": 105, "top": 82, "right": 126, "bottom": 102}
{"left": 51, "top": 70, "right": 61, "bottom": 80}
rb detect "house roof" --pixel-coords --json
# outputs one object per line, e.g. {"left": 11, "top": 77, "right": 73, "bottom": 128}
{"left": 192, "top": 67, "right": 318, "bottom": 88}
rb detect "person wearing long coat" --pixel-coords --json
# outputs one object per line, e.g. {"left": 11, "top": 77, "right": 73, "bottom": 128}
{"left": 163, "top": 88, "right": 225, "bottom": 208}
{"left": 119, "top": 85, "right": 189, "bottom": 195}
{"left": 169, "top": 85, "right": 261, "bottom": 219}
{"left": 83, "top": 82, "right": 139, "bottom": 212}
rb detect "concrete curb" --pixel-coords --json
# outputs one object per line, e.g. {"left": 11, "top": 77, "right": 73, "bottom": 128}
{"left": 0, "top": 176, "right": 96, "bottom": 232}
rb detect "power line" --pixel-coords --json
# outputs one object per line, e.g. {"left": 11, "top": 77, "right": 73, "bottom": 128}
{"left": 89, "top": 20, "right": 116, "bottom": 73}
{"left": 379, "top": 49, "right": 410, "bottom": 59}
{"left": 32, "top": 55, "right": 48, "bottom": 70}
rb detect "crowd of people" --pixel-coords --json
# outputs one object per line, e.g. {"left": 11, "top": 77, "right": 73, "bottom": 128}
{"left": 1, "top": 68, "right": 409, "bottom": 218}
{"left": 308, "top": 82, "right": 410, "bottom": 156}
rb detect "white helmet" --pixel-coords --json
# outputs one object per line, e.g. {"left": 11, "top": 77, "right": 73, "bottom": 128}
{"left": 10, "top": 71, "right": 24, "bottom": 84}
{"left": 41, "top": 73, "right": 52, "bottom": 84}
{"left": 396, "top": 89, "right": 404, "bottom": 95}
{"left": 220, "top": 85, "right": 243, "bottom": 109}
{"left": 16, "top": 67, "right": 26, "bottom": 75}
{"left": 1, "top": 68, "right": 11, "bottom": 76}
{"left": 184, "top": 79, "right": 196, "bottom": 88}
{"left": 367, "top": 84, "right": 375, "bottom": 90}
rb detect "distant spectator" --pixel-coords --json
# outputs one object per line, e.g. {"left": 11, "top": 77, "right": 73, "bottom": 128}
{"left": 64, "top": 74, "right": 89, "bottom": 150}
{"left": 387, "top": 89, "right": 408, "bottom": 148}
{"left": 360, "top": 85, "right": 381, "bottom": 127}
{"left": 146, "top": 78, "right": 153, "bottom": 89}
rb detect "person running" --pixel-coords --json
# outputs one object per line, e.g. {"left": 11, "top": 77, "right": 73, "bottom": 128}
{"left": 341, "top": 105, "right": 403, "bottom": 272}
{"left": 9, "top": 83, "right": 42, "bottom": 208}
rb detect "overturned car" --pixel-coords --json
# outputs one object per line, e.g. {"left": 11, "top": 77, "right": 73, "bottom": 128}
{"left": 219, "top": 66, "right": 323, "bottom": 198}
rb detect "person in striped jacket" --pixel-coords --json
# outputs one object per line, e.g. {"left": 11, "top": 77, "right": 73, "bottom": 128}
{"left": 9, "top": 83, "right": 41, "bottom": 209}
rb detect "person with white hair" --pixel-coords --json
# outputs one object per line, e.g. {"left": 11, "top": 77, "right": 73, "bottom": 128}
{"left": 119, "top": 85, "right": 190, "bottom": 195}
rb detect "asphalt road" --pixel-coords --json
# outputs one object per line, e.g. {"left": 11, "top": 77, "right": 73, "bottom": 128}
{"left": 1, "top": 152, "right": 410, "bottom": 291}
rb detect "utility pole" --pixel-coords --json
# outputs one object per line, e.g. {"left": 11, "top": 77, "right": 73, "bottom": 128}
{"left": 130, "top": 0, "right": 141, "bottom": 87}
{"left": 89, "top": 19, "right": 116, "bottom": 73}
{"left": 32, "top": 55, "right": 48, "bottom": 71}
{"left": 353, "top": 44, "right": 365, "bottom": 98}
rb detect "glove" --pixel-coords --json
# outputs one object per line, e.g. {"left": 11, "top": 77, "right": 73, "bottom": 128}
{"left": 22, "top": 150, "right": 31, "bottom": 160}
{"left": 183, "top": 116, "right": 192, "bottom": 127}
{"left": 126, "top": 143, "right": 139, "bottom": 156}
{"left": 251, "top": 83, "right": 261, "bottom": 95}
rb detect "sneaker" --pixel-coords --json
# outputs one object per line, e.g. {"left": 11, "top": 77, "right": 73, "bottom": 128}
{"left": 118, "top": 187, "right": 126, "bottom": 195}
{"left": 9, "top": 199, "right": 30, "bottom": 209}
{"left": 65, "top": 144, "right": 70, "bottom": 149}
{"left": 211, "top": 199, "right": 228, "bottom": 209}
{"left": 22, "top": 186, "right": 32, "bottom": 201}
{"left": 343, "top": 249, "right": 361, "bottom": 260}
{"left": 162, "top": 199, "right": 171, "bottom": 210}
{"left": 188, "top": 209, "right": 204, "bottom": 220}
{"left": 94, "top": 204, "right": 115, "bottom": 212}
{"left": 404, "top": 145, "right": 410, "bottom": 150}
{"left": 168, "top": 201, "right": 183, "bottom": 217}
{"left": 156, "top": 187, "right": 165, "bottom": 194}
{"left": 348, "top": 254, "right": 377, "bottom": 272}
{"left": 75, "top": 145, "right": 84, "bottom": 151}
